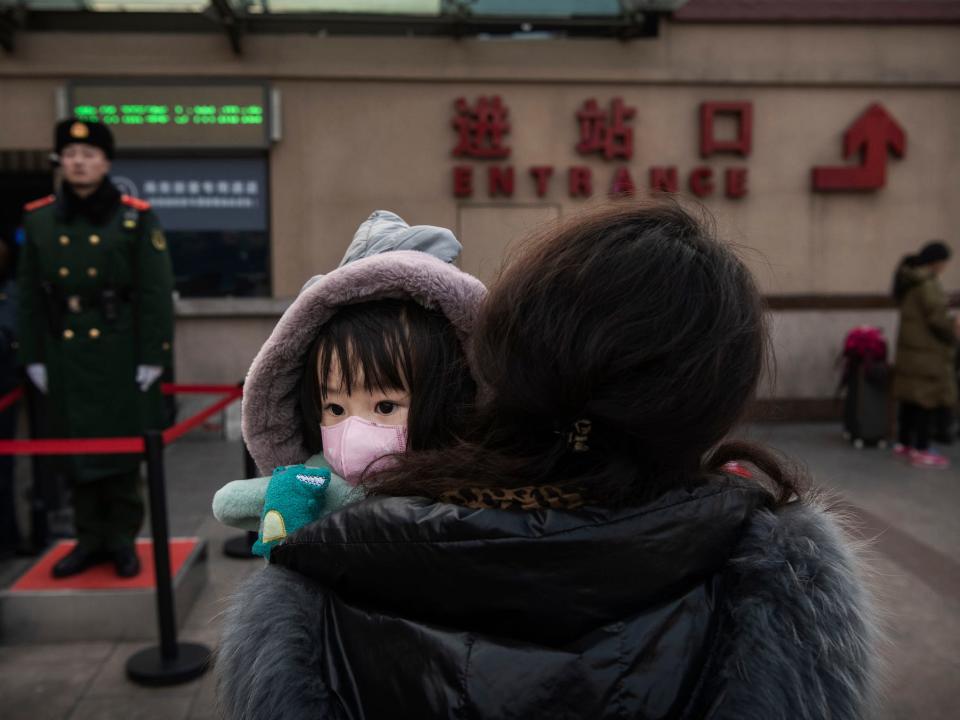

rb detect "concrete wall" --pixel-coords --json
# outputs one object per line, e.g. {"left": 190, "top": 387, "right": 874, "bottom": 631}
{"left": 2, "top": 22, "right": 958, "bottom": 404}
{"left": 764, "top": 309, "right": 898, "bottom": 398}
{"left": 267, "top": 79, "right": 960, "bottom": 295}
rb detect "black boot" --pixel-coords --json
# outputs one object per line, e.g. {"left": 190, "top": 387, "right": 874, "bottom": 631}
{"left": 52, "top": 545, "right": 109, "bottom": 578}
{"left": 113, "top": 545, "right": 141, "bottom": 578}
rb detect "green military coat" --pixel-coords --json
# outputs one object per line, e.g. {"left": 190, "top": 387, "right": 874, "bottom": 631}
{"left": 892, "top": 265, "right": 958, "bottom": 409}
{"left": 17, "top": 186, "right": 174, "bottom": 481}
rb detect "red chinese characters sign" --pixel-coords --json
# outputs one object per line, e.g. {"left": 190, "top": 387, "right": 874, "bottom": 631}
{"left": 452, "top": 96, "right": 511, "bottom": 159}
{"left": 576, "top": 98, "right": 635, "bottom": 160}
{"left": 449, "top": 97, "right": 905, "bottom": 200}
{"left": 700, "top": 102, "right": 752, "bottom": 158}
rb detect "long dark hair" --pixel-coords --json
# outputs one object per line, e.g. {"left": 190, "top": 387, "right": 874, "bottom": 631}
{"left": 299, "top": 298, "right": 475, "bottom": 455}
{"left": 891, "top": 254, "right": 921, "bottom": 302}
{"left": 892, "top": 241, "right": 951, "bottom": 302}
{"left": 367, "top": 200, "right": 803, "bottom": 507}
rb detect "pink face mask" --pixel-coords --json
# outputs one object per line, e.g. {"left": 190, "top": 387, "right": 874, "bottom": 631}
{"left": 320, "top": 416, "right": 408, "bottom": 485}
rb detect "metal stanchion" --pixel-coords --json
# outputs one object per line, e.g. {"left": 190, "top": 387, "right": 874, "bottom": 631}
{"left": 24, "top": 383, "right": 50, "bottom": 552}
{"left": 223, "top": 441, "right": 259, "bottom": 559}
{"left": 126, "top": 430, "right": 210, "bottom": 686}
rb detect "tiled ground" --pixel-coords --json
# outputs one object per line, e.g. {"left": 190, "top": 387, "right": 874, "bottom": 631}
{"left": 0, "top": 435, "right": 259, "bottom": 720}
{"left": 745, "top": 423, "right": 960, "bottom": 720}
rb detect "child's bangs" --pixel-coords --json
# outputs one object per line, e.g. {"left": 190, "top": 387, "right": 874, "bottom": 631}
{"left": 316, "top": 302, "right": 413, "bottom": 399}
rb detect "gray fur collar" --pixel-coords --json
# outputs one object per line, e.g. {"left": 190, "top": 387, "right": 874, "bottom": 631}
{"left": 215, "top": 497, "right": 878, "bottom": 720}
{"left": 706, "top": 498, "right": 879, "bottom": 719}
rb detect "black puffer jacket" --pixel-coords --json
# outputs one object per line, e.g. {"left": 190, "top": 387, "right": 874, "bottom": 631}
{"left": 217, "top": 476, "right": 877, "bottom": 720}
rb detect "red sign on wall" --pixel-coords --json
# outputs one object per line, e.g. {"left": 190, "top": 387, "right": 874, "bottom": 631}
{"left": 700, "top": 101, "right": 753, "bottom": 158}
{"left": 451, "top": 96, "right": 511, "bottom": 159}
{"left": 576, "top": 98, "right": 635, "bottom": 160}
{"left": 811, "top": 103, "right": 906, "bottom": 191}
{"left": 449, "top": 97, "right": 906, "bottom": 201}
{"left": 450, "top": 96, "right": 752, "bottom": 201}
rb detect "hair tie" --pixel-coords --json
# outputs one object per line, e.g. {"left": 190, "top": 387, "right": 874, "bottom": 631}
{"left": 567, "top": 419, "right": 592, "bottom": 452}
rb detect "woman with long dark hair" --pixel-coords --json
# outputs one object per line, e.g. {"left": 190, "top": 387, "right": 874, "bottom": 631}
{"left": 891, "top": 241, "right": 958, "bottom": 469}
{"left": 218, "top": 201, "right": 878, "bottom": 720}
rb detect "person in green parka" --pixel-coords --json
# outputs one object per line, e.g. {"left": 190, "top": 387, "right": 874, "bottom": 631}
{"left": 891, "top": 241, "right": 958, "bottom": 469}
{"left": 18, "top": 118, "right": 174, "bottom": 577}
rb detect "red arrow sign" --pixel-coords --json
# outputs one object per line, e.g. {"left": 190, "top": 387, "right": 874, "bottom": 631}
{"left": 812, "top": 103, "right": 906, "bottom": 191}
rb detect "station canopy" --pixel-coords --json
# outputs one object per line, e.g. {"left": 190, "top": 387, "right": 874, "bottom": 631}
{"left": 0, "top": 2, "right": 691, "bottom": 52}
{"left": 1, "top": 1, "right": 692, "bottom": 16}
{"left": 6, "top": 2, "right": 669, "bottom": 15}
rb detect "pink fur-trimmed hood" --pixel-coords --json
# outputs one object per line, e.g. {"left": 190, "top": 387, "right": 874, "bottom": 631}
{"left": 242, "top": 250, "right": 486, "bottom": 474}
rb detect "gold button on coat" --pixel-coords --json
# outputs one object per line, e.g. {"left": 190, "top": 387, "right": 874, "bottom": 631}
{"left": 58, "top": 267, "right": 69, "bottom": 278}
{"left": 63, "top": 329, "right": 74, "bottom": 340}
{"left": 162, "top": 342, "right": 171, "bottom": 351}
{"left": 89, "top": 234, "right": 101, "bottom": 246}
{"left": 59, "top": 235, "right": 70, "bottom": 246}
{"left": 88, "top": 328, "right": 101, "bottom": 339}
{"left": 87, "top": 267, "right": 98, "bottom": 278}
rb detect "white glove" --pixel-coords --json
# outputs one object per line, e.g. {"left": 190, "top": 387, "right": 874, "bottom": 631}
{"left": 26, "top": 363, "right": 47, "bottom": 394}
{"left": 136, "top": 365, "right": 164, "bottom": 392}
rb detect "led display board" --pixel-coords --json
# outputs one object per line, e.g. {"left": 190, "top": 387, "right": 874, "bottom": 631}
{"left": 67, "top": 83, "right": 270, "bottom": 149}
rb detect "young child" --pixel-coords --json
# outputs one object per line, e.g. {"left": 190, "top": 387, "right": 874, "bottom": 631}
{"left": 212, "top": 210, "right": 485, "bottom": 556}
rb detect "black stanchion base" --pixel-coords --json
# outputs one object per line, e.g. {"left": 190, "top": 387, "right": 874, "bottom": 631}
{"left": 126, "top": 643, "right": 211, "bottom": 687}
{"left": 223, "top": 532, "right": 258, "bottom": 559}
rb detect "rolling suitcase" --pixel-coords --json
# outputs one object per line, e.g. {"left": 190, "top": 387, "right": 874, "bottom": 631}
{"left": 840, "top": 326, "right": 890, "bottom": 448}
{"left": 842, "top": 361, "right": 889, "bottom": 448}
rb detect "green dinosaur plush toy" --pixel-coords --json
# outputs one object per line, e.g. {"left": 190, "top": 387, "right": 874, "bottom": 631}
{"left": 212, "top": 453, "right": 363, "bottom": 558}
{"left": 252, "top": 465, "right": 330, "bottom": 559}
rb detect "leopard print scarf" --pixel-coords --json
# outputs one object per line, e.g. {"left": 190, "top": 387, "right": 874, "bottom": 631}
{"left": 439, "top": 485, "right": 585, "bottom": 511}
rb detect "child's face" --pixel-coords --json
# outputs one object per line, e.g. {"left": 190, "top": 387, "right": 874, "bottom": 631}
{"left": 318, "top": 353, "right": 410, "bottom": 428}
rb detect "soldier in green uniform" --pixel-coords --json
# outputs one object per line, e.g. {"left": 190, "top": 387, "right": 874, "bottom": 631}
{"left": 18, "top": 118, "right": 174, "bottom": 578}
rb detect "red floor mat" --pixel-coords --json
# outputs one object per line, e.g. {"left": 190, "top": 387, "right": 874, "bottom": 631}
{"left": 9, "top": 538, "right": 198, "bottom": 592}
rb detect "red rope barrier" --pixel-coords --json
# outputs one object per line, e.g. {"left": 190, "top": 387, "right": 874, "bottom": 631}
{"left": 0, "top": 386, "right": 23, "bottom": 414}
{"left": 0, "top": 437, "right": 145, "bottom": 456}
{"left": 161, "top": 383, "right": 241, "bottom": 395}
{"left": 162, "top": 388, "right": 243, "bottom": 445}
{"left": 0, "top": 384, "right": 243, "bottom": 456}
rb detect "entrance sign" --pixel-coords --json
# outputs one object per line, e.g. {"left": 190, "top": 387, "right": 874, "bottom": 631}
{"left": 450, "top": 97, "right": 907, "bottom": 200}
{"left": 451, "top": 95, "right": 751, "bottom": 200}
